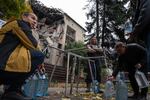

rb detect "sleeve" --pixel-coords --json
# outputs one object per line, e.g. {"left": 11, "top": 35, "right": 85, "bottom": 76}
{"left": 13, "top": 21, "right": 37, "bottom": 50}
{"left": 112, "top": 67, "right": 119, "bottom": 77}
{"left": 86, "top": 44, "right": 94, "bottom": 52}
{"left": 112, "top": 57, "right": 122, "bottom": 77}
{"left": 137, "top": 45, "right": 147, "bottom": 66}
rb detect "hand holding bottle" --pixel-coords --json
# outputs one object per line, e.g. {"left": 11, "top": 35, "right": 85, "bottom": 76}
{"left": 107, "top": 75, "right": 115, "bottom": 81}
{"left": 135, "top": 63, "right": 142, "bottom": 69}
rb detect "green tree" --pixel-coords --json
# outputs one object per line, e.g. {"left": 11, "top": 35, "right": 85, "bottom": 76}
{"left": 0, "top": 0, "right": 32, "bottom": 19}
{"left": 85, "top": 0, "right": 134, "bottom": 46}
{"left": 65, "top": 41, "right": 87, "bottom": 56}
{"left": 65, "top": 41, "right": 88, "bottom": 76}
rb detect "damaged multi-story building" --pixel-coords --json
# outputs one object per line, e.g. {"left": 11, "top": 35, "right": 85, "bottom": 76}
{"left": 30, "top": 0, "right": 86, "bottom": 81}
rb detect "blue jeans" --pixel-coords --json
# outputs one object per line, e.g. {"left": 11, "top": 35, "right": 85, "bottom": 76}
{"left": 30, "top": 49, "right": 45, "bottom": 72}
{"left": 86, "top": 59, "right": 101, "bottom": 83}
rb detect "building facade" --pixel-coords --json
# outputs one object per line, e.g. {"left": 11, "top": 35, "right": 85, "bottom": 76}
{"left": 37, "top": 13, "right": 86, "bottom": 67}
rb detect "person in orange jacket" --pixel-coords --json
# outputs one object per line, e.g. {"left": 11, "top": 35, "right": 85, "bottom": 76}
{"left": 0, "top": 12, "right": 45, "bottom": 100}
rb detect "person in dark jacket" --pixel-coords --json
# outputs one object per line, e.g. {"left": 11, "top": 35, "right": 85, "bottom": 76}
{"left": 129, "top": 0, "right": 150, "bottom": 71}
{"left": 129, "top": 0, "right": 150, "bottom": 40}
{"left": 112, "top": 42, "right": 148, "bottom": 100}
{"left": 0, "top": 12, "right": 45, "bottom": 100}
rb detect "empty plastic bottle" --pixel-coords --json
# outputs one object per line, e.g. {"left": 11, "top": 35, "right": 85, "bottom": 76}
{"left": 135, "top": 70, "right": 149, "bottom": 88}
{"left": 23, "top": 73, "right": 38, "bottom": 99}
{"left": 104, "top": 80, "right": 114, "bottom": 99}
{"left": 91, "top": 80, "right": 100, "bottom": 93}
{"left": 36, "top": 71, "right": 49, "bottom": 97}
{"left": 115, "top": 72, "right": 128, "bottom": 100}
{"left": 120, "top": 72, "right": 125, "bottom": 81}
{"left": 124, "top": 19, "right": 133, "bottom": 34}
{"left": 124, "top": 19, "right": 133, "bottom": 39}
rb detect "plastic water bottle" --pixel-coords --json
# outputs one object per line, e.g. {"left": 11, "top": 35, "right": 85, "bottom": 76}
{"left": 104, "top": 80, "right": 114, "bottom": 99}
{"left": 91, "top": 80, "right": 100, "bottom": 93}
{"left": 0, "top": 19, "right": 6, "bottom": 28}
{"left": 120, "top": 72, "right": 125, "bottom": 81}
{"left": 36, "top": 71, "right": 49, "bottom": 96}
{"left": 115, "top": 72, "right": 128, "bottom": 100}
{"left": 124, "top": 19, "right": 133, "bottom": 39}
{"left": 124, "top": 19, "right": 132, "bottom": 34}
{"left": 116, "top": 72, "right": 125, "bottom": 82}
{"left": 23, "top": 74, "right": 38, "bottom": 99}
{"left": 42, "top": 73, "right": 49, "bottom": 96}
{"left": 135, "top": 70, "right": 149, "bottom": 88}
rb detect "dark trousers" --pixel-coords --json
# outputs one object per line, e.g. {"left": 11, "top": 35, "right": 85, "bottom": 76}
{"left": 0, "top": 70, "right": 35, "bottom": 92}
{"left": 0, "top": 50, "right": 44, "bottom": 92}
{"left": 128, "top": 68, "right": 148, "bottom": 96}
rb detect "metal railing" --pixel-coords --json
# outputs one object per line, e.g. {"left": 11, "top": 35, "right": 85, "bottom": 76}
{"left": 43, "top": 45, "right": 107, "bottom": 96}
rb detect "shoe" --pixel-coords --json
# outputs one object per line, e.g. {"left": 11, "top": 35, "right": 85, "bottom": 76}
{"left": 128, "top": 94, "right": 139, "bottom": 99}
{"left": 1, "top": 91, "right": 33, "bottom": 100}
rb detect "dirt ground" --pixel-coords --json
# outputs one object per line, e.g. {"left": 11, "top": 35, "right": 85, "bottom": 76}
{"left": 0, "top": 84, "right": 150, "bottom": 100}
{"left": 38, "top": 87, "right": 150, "bottom": 100}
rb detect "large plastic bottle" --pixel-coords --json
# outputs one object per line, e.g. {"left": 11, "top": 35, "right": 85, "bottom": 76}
{"left": 91, "top": 80, "right": 100, "bottom": 93}
{"left": 124, "top": 19, "right": 133, "bottom": 34}
{"left": 124, "top": 19, "right": 133, "bottom": 39}
{"left": 104, "top": 80, "right": 114, "bottom": 100}
{"left": 135, "top": 70, "right": 149, "bottom": 88}
{"left": 42, "top": 73, "right": 49, "bottom": 96}
{"left": 36, "top": 71, "right": 49, "bottom": 97}
{"left": 115, "top": 72, "right": 128, "bottom": 100}
{"left": 23, "top": 73, "right": 38, "bottom": 99}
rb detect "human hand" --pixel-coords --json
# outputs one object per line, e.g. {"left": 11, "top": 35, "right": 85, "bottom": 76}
{"left": 125, "top": 32, "right": 133, "bottom": 36}
{"left": 94, "top": 48, "right": 103, "bottom": 52}
{"left": 135, "top": 63, "right": 142, "bottom": 69}
{"left": 91, "top": 49, "right": 96, "bottom": 52}
{"left": 127, "top": 32, "right": 138, "bottom": 43}
{"left": 87, "top": 45, "right": 96, "bottom": 53}
{"left": 127, "top": 32, "right": 134, "bottom": 41}
{"left": 88, "top": 49, "right": 96, "bottom": 53}
{"left": 38, "top": 64, "right": 45, "bottom": 73}
{"left": 107, "top": 75, "right": 115, "bottom": 81}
